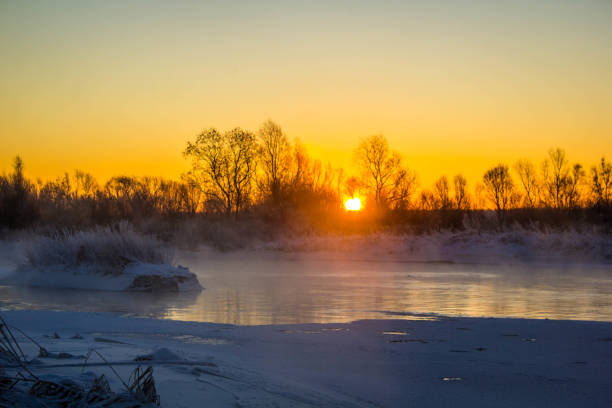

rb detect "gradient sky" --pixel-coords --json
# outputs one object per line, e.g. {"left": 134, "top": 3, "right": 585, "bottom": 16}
{"left": 1, "top": 0, "right": 611, "bottom": 186}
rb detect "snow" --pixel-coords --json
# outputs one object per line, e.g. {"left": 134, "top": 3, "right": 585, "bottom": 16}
{"left": 257, "top": 228, "right": 612, "bottom": 265}
{"left": 2, "top": 310, "right": 611, "bottom": 407}
{"left": 4, "top": 262, "right": 203, "bottom": 292}
{"left": 135, "top": 348, "right": 185, "bottom": 362}
{"left": 1, "top": 229, "right": 610, "bottom": 406}
{"left": 22, "top": 227, "right": 175, "bottom": 274}
{"left": 0, "top": 227, "right": 203, "bottom": 292}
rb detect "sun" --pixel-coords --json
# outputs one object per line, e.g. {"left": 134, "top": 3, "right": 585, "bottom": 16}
{"left": 344, "top": 197, "right": 362, "bottom": 211}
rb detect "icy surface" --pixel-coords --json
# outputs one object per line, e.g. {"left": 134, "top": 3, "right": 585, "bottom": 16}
{"left": 135, "top": 347, "right": 185, "bottom": 362}
{"left": 2, "top": 311, "right": 611, "bottom": 407}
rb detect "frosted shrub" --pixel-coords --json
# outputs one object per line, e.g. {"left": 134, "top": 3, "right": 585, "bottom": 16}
{"left": 22, "top": 225, "right": 174, "bottom": 276}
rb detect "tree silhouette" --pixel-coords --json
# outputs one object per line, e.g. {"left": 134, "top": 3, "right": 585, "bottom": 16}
{"left": 514, "top": 159, "right": 540, "bottom": 208}
{"left": 453, "top": 174, "right": 470, "bottom": 210}
{"left": 483, "top": 164, "right": 515, "bottom": 222}
{"left": 591, "top": 157, "right": 612, "bottom": 208}
{"left": 184, "top": 128, "right": 257, "bottom": 217}
{"left": 354, "top": 134, "right": 415, "bottom": 209}
{"left": 0, "top": 156, "right": 38, "bottom": 227}
{"left": 432, "top": 176, "right": 451, "bottom": 210}
{"left": 542, "top": 148, "right": 570, "bottom": 209}
{"left": 257, "top": 120, "right": 291, "bottom": 205}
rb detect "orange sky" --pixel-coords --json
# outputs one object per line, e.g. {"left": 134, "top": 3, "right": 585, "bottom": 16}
{"left": 1, "top": 1, "right": 611, "bottom": 187}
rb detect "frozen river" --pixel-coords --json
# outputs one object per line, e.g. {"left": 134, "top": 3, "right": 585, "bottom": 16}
{"left": 1, "top": 249, "right": 611, "bottom": 324}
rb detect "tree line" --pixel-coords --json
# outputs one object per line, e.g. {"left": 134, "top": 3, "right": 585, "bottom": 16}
{"left": 1, "top": 120, "right": 611, "bottom": 231}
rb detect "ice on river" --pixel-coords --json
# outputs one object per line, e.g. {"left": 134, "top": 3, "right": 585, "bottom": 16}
{"left": 2, "top": 310, "right": 611, "bottom": 407}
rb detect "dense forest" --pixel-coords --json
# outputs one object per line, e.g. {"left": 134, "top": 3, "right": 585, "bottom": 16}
{"left": 1, "top": 120, "right": 611, "bottom": 236}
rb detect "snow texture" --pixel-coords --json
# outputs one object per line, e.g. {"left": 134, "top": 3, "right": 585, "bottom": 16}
{"left": 2, "top": 310, "right": 611, "bottom": 407}
{"left": 259, "top": 227, "right": 612, "bottom": 265}
{"left": 3, "top": 227, "right": 202, "bottom": 292}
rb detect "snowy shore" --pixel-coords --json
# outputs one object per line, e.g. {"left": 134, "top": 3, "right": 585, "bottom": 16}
{"left": 2, "top": 310, "right": 611, "bottom": 407}
{"left": 257, "top": 229, "right": 612, "bottom": 265}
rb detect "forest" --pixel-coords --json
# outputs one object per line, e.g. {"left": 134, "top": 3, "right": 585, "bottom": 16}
{"left": 1, "top": 120, "right": 611, "bottom": 237}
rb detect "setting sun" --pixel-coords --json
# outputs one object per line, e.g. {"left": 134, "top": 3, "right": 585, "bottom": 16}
{"left": 345, "top": 198, "right": 362, "bottom": 212}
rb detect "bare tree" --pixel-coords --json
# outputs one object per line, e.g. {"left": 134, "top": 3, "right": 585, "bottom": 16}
{"left": 541, "top": 148, "right": 587, "bottom": 209}
{"left": 564, "top": 163, "right": 585, "bottom": 209}
{"left": 473, "top": 182, "right": 486, "bottom": 210}
{"left": 432, "top": 176, "right": 452, "bottom": 210}
{"left": 483, "top": 164, "right": 515, "bottom": 221}
{"left": 591, "top": 157, "right": 612, "bottom": 208}
{"left": 184, "top": 127, "right": 257, "bottom": 216}
{"left": 419, "top": 189, "right": 436, "bottom": 211}
{"left": 74, "top": 170, "right": 98, "bottom": 199}
{"left": 513, "top": 159, "right": 539, "bottom": 208}
{"left": 180, "top": 173, "right": 203, "bottom": 214}
{"left": 105, "top": 176, "right": 136, "bottom": 201}
{"left": 541, "top": 148, "right": 570, "bottom": 209}
{"left": 353, "top": 134, "right": 414, "bottom": 209}
{"left": 388, "top": 168, "right": 418, "bottom": 210}
{"left": 453, "top": 174, "right": 470, "bottom": 210}
{"left": 289, "top": 139, "right": 309, "bottom": 190}
{"left": 257, "top": 120, "right": 292, "bottom": 204}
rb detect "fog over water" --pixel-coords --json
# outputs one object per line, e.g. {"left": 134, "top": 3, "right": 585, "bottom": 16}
{"left": 1, "top": 249, "right": 610, "bottom": 325}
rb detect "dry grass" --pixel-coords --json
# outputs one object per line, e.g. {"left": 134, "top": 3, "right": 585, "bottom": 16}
{"left": 21, "top": 223, "right": 174, "bottom": 276}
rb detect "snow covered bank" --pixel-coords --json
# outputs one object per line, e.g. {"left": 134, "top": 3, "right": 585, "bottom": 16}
{"left": 4, "top": 228, "right": 202, "bottom": 292}
{"left": 259, "top": 228, "right": 612, "bottom": 265}
{"left": 2, "top": 311, "right": 611, "bottom": 407}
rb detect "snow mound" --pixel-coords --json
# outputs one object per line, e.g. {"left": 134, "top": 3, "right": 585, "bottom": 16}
{"left": 10, "top": 262, "right": 202, "bottom": 292}
{"left": 6, "top": 227, "right": 203, "bottom": 292}
{"left": 22, "top": 226, "right": 173, "bottom": 276}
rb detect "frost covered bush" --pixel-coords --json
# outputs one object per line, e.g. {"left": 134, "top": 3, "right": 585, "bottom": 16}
{"left": 22, "top": 224, "right": 174, "bottom": 276}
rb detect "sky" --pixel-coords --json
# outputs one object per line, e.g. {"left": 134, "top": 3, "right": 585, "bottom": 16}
{"left": 1, "top": 0, "right": 611, "bottom": 187}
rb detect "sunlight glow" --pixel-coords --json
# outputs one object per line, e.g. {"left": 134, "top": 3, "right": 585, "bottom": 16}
{"left": 345, "top": 197, "right": 362, "bottom": 212}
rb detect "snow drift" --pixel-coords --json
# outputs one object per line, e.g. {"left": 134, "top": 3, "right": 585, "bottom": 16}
{"left": 9, "top": 227, "right": 202, "bottom": 292}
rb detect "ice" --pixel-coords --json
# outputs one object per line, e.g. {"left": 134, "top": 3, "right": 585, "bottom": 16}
{"left": 2, "top": 310, "right": 611, "bottom": 407}
{"left": 135, "top": 348, "right": 184, "bottom": 362}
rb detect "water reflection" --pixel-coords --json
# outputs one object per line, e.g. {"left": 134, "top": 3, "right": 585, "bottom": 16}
{"left": 0, "top": 285, "right": 199, "bottom": 319}
{"left": 1, "top": 253, "right": 611, "bottom": 325}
